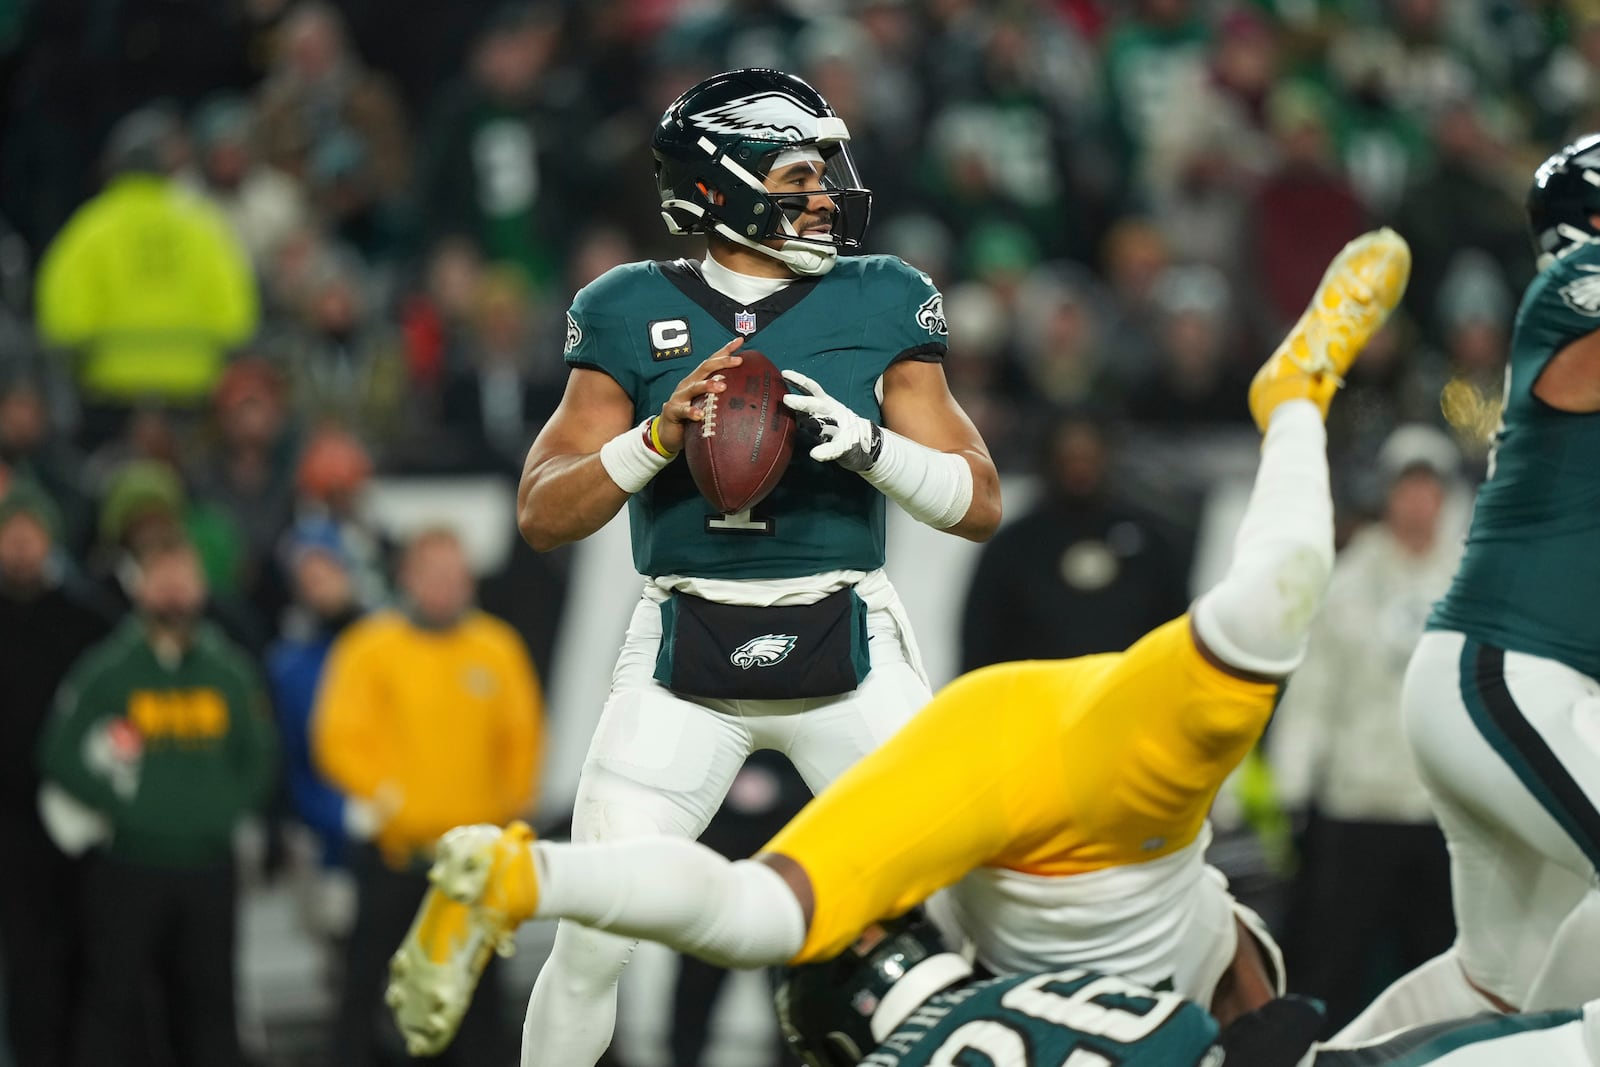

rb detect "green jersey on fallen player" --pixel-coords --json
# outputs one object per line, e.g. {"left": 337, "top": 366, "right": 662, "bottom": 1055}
{"left": 862, "top": 969, "right": 1223, "bottom": 1067}
{"left": 862, "top": 967, "right": 1598, "bottom": 1067}
{"left": 1430, "top": 242, "right": 1600, "bottom": 679}
{"left": 563, "top": 254, "right": 947, "bottom": 581}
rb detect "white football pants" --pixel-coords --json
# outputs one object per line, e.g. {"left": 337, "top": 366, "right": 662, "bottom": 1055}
{"left": 520, "top": 590, "right": 931, "bottom": 1067}
{"left": 1386, "top": 630, "right": 1600, "bottom": 1017}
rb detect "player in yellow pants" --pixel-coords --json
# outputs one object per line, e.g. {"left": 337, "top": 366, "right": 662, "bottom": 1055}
{"left": 388, "top": 228, "right": 1412, "bottom": 1058}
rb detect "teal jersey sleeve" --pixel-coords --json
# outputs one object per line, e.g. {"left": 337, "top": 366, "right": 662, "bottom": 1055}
{"left": 562, "top": 264, "right": 651, "bottom": 399}
{"left": 865, "top": 256, "right": 949, "bottom": 363}
{"left": 1507, "top": 245, "right": 1600, "bottom": 412}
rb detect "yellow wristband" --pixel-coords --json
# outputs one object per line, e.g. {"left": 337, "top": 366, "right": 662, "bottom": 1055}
{"left": 648, "top": 416, "right": 678, "bottom": 459}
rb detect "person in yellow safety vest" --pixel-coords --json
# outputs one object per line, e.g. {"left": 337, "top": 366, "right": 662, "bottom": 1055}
{"left": 34, "top": 106, "right": 259, "bottom": 422}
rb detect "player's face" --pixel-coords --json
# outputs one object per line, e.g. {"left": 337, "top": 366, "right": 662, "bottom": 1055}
{"left": 764, "top": 160, "right": 838, "bottom": 242}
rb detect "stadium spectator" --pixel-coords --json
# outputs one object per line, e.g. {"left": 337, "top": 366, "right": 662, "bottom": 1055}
{"left": 1102, "top": 0, "right": 1211, "bottom": 197}
{"left": 1393, "top": 98, "right": 1533, "bottom": 345}
{"left": 1126, "top": 264, "right": 1252, "bottom": 426}
{"left": 1096, "top": 217, "right": 1172, "bottom": 390}
{"left": 268, "top": 518, "right": 363, "bottom": 868}
{"left": 0, "top": 364, "right": 93, "bottom": 558}
{"left": 939, "top": 280, "right": 1034, "bottom": 471}
{"left": 414, "top": 2, "right": 590, "bottom": 287}
{"left": 961, "top": 411, "right": 1192, "bottom": 671}
{"left": 38, "top": 530, "right": 277, "bottom": 1067}
{"left": 919, "top": 21, "right": 1088, "bottom": 263}
{"left": 1247, "top": 83, "right": 1369, "bottom": 338}
{"left": 191, "top": 94, "right": 311, "bottom": 270}
{"left": 398, "top": 236, "right": 485, "bottom": 393}
{"left": 439, "top": 264, "right": 558, "bottom": 474}
{"left": 270, "top": 246, "right": 410, "bottom": 456}
{"left": 90, "top": 460, "right": 258, "bottom": 653}
{"left": 193, "top": 357, "right": 299, "bottom": 625}
{"left": 312, "top": 526, "right": 542, "bottom": 1066}
{"left": 0, "top": 482, "right": 112, "bottom": 1067}
{"left": 33, "top": 106, "right": 259, "bottom": 445}
{"left": 1270, "top": 425, "right": 1465, "bottom": 1033}
{"left": 266, "top": 517, "right": 365, "bottom": 952}
{"left": 293, "top": 427, "right": 390, "bottom": 609}
{"left": 1013, "top": 267, "right": 1119, "bottom": 414}
{"left": 1322, "top": 28, "right": 1430, "bottom": 216}
{"left": 1145, "top": 9, "right": 1279, "bottom": 274}
{"left": 254, "top": 2, "right": 410, "bottom": 245}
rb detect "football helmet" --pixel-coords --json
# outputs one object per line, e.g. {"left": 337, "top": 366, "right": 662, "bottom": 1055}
{"left": 652, "top": 68, "right": 872, "bottom": 277}
{"left": 1528, "top": 132, "right": 1600, "bottom": 267}
{"left": 773, "top": 910, "right": 973, "bottom": 1067}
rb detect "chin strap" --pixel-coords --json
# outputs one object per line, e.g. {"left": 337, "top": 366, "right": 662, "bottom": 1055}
{"left": 711, "top": 220, "right": 838, "bottom": 277}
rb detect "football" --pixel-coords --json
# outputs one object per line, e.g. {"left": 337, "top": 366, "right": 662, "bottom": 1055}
{"left": 684, "top": 349, "right": 796, "bottom": 514}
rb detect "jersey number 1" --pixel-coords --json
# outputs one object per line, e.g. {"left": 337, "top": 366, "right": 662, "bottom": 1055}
{"left": 705, "top": 507, "right": 775, "bottom": 535}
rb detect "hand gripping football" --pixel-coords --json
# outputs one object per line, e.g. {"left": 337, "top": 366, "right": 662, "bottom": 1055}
{"left": 684, "top": 349, "right": 796, "bottom": 514}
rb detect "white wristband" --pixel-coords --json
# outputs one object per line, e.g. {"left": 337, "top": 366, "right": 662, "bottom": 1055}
{"left": 861, "top": 428, "right": 974, "bottom": 530}
{"left": 600, "top": 420, "right": 675, "bottom": 494}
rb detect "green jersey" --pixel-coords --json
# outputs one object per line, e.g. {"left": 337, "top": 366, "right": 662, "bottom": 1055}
{"left": 1430, "top": 242, "right": 1600, "bottom": 679}
{"left": 563, "top": 254, "right": 948, "bottom": 581}
{"left": 863, "top": 969, "right": 1221, "bottom": 1067}
{"left": 38, "top": 618, "right": 277, "bottom": 869}
{"left": 861, "top": 968, "right": 1593, "bottom": 1067}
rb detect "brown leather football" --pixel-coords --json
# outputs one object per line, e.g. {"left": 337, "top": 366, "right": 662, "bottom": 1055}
{"left": 683, "top": 349, "right": 796, "bottom": 515}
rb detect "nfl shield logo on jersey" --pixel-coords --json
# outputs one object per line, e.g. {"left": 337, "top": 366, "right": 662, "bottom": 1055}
{"left": 734, "top": 310, "right": 758, "bottom": 335}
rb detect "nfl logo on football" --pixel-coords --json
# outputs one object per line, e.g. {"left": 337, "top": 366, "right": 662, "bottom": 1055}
{"left": 734, "top": 310, "right": 757, "bottom": 335}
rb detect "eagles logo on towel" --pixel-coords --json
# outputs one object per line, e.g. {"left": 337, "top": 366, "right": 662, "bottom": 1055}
{"left": 731, "top": 633, "right": 798, "bottom": 669}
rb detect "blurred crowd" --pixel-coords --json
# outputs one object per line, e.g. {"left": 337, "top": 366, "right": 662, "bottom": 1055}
{"left": 0, "top": 0, "right": 1593, "bottom": 1063}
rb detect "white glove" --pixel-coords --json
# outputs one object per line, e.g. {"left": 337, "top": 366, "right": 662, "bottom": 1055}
{"left": 781, "top": 369, "right": 883, "bottom": 472}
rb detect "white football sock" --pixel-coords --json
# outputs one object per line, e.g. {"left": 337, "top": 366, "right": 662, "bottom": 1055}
{"left": 1332, "top": 950, "right": 1501, "bottom": 1044}
{"left": 521, "top": 922, "right": 634, "bottom": 1067}
{"left": 532, "top": 837, "right": 806, "bottom": 968}
{"left": 1193, "top": 400, "right": 1334, "bottom": 677}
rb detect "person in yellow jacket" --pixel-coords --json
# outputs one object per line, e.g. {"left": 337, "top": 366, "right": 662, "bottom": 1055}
{"left": 313, "top": 525, "right": 542, "bottom": 1066}
{"left": 34, "top": 107, "right": 258, "bottom": 430}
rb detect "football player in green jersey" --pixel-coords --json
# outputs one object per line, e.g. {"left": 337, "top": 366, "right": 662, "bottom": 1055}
{"left": 510, "top": 68, "right": 1000, "bottom": 1066}
{"left": 1345, "top": 134, "right": 1600, "bottom": 1040}
{"left": 778, "top": 913, "right": 1600, "bottom": 1067}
